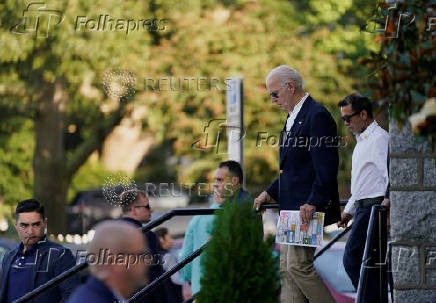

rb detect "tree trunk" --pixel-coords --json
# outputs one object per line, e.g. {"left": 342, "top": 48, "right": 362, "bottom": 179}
{"left": 33, "top": 78, "right": 69, "bottom": 234}
{"left": 31, "top": 76, "right": 130, "bottom": 234}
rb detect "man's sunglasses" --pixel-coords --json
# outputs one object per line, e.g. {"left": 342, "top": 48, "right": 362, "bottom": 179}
{"left": 341, "top": 111, "right": 361, "bottom": 123}
{"left": 135, "top": 204, "right": 151, "bottom": 210}
{"left": 270, "top": 91, "right": 279, "bottom": 98}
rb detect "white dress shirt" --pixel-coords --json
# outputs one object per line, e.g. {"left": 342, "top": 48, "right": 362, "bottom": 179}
{"left": 344, "top": 120, "right": 389, "bottom": 215}
{"left": 286, "top": 93, "right": 309, "bottom": 132}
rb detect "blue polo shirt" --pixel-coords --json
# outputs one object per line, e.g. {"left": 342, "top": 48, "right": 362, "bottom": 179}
{"left": 6, "top": 239, "right": 43, "bottom": 303}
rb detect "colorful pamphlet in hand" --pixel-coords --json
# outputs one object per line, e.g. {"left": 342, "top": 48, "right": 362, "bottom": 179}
{"left": 275, "top": 211, "right": 324, "bottom": 247}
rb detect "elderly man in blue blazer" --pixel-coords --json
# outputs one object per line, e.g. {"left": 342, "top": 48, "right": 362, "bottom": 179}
{"left": 254, "top": 65, "right": 340, "bottom": 303}
{"left": 0, "top": 199, "right": 80, "bottom": 303}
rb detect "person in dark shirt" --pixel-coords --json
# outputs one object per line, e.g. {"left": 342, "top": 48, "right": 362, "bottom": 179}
{"left": 0, "top": 199, "right": 80, "bottom": 303}
{"left": 67, "top": 220, "right": 148, "bottom": 303}
{"left": 120, "top": 189, "right": 168, "bottom": 303}
{"left": 155, "top": 227, "right": 183, "bottom": 303}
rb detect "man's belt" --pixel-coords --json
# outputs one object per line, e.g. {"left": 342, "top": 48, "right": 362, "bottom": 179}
{"left": 355, "top": 196, "right": 384, "bottom": 208}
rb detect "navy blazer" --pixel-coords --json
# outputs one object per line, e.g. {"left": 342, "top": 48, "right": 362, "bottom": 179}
{"left": 266, "top": 96, "right": 340, "bottom": 225}
{"left": 0, "top": 238, "right": 80, "bottom": 303}
{"left": 66, "top": 276, "right": 118, "bottom": 303}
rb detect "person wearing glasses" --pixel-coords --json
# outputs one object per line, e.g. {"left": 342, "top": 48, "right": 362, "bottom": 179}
{"left": 337, "top": 93, "right": 389, "bottom": 301}
{"left": 0, "top": 199, "right": 80, "bottom": 303}
{"left": 120, "top": 189, "right": 168, "bottom": 303}
{"left": 253, "top": 65, "right": 339, "bottom": 303}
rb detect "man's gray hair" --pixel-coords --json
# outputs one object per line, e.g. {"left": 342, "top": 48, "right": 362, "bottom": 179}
{"left": 266, "top": 65, "right": 304, "bottom": 89}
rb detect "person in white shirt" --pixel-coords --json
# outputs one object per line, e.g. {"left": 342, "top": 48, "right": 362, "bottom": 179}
{"left": 337, "top": 93, "right": 389, "bottom": 301}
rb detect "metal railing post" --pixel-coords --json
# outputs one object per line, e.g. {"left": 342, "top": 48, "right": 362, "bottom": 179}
{"left": 356, "top": 205, "right": 389, "bottom": 303}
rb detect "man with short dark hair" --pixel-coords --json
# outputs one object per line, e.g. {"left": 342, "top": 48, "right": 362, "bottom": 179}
{"left": 179, "top": 160, "right": 252, "bottom": 296}
{"left": 120, "top": 189, "right": 168, "bottom": 303}
{"left": 216, "top": 160, "right": 251, "bottom": 204}
{"left": 337, "top": 93, "right": 389, "bottom": 302}
{"left": 0, "top": 199, "right": 80, "bottom": 303}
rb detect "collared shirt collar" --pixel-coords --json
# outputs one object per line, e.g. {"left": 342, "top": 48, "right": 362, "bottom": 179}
{"left": 210, "top": 201, "right": 222, "bottom": 209}
{"left": 356, "top": 120, "right": 378, "bottom": 142}
{"left": 18, "top": 235, "right": 47, "bottom": 255}
{"left": 288, "top": 92, "right": 309, "bottom": 115}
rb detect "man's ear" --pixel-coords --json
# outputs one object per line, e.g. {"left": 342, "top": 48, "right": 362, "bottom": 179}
{"left": 231, "top": 176, "right": 239, "bottom": 186}
{"left": 285, "top": 81, "right": 292, "bottom": 90}
{"left": 361, "top": 110, "right": 368, "bottom": 120}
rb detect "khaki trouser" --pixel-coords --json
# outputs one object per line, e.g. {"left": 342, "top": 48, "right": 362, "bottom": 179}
{"left": 280, "top": 244, "right": 336, "bottom": 303}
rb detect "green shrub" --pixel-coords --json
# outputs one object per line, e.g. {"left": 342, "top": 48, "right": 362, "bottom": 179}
{"left": 198, "top": 200, "right": 280, "bottom": 303}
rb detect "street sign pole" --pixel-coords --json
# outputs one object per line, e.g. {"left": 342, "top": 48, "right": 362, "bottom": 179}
{"left": 226, "top": 77, "right": 244, "bottom": 188}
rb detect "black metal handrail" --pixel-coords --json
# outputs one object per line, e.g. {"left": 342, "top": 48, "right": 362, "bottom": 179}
{"left": 179, "top": 201, "right": 352, "bottom": 303}
{"left": 13, "top": 262, "right": 88, "bottom": 303}
{"left": 139, "top": 201, "right": 352, "bottom": 303}
{"left": 127, "top": 242, "right": 208, "bottom": 302}
{"left": 142, "top": 208, "right": 220, "bottom": 233}
{"left": 356, "top": 205, "right": 389, "bottom": 303}
{"left": 314, "top": 225, "right": 352, "bottom": 260}
{"left": 13, "top": 207, "right": 221, "bottom": 303}
{"left": 14, "top": 200, "right": 349, "bottom": 302}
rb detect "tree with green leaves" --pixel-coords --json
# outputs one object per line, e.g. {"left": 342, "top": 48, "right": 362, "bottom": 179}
{"left": 198, "top": 201, "right": 280, "bottom": 303}
{"left": 360, "top": 0, "right": 435, "bottom": 145}
{"left": 0, "top": 0, "right": 164, "bottom": 232}
{"left": 0, "top": 0, "right": 379, "bottom": 232}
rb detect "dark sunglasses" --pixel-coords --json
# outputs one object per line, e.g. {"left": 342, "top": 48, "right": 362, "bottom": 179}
{"left": 135, "top": 204, "right": 151, "bottom": 210}
{"left": 341, "top": 111, "right": 361, "bottom": 123}
{"left": 270, "top": 91, "right": 279, "bottom": 98}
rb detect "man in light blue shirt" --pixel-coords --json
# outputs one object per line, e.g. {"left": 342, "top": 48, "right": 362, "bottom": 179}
{"left": 178, "top": 161, "right": 252, "bottom": 296}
